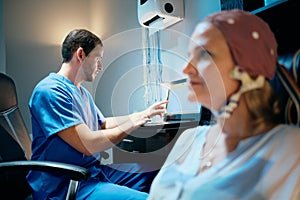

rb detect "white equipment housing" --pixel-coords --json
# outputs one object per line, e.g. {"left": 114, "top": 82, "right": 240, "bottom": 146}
{"left": 137, "top": 0, "right": 184, "bottom": 31}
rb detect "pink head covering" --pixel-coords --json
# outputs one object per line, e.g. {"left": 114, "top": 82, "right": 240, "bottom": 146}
{"left": 205, "top": 9, "right": 278, "bottom": 80}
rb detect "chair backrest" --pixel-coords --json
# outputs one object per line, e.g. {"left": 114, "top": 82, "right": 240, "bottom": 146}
{"left": 0, "top": 73, "right": 34, "bottom": 198}
{"left": 0, "top": 73, "right": 32, "bottom": 159}
{"left": 0, "top": 123, "right": 32, "bottom": 199}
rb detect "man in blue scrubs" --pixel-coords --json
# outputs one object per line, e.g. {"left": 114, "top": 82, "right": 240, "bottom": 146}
{"left": 27, "top": 29, "right": 167, "bottom": 200}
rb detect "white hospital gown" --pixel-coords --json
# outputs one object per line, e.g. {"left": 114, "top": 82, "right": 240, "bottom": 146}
{"left": 148, "top": 124, "right": 300, "bottom": 200}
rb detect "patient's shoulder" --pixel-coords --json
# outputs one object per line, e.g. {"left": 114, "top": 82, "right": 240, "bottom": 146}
{"left": 172, "top": 125, "right": 210, "bottom": 151}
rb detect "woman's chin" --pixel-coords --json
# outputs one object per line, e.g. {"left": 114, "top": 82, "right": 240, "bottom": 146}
{"left": 187, "top": 93, "right": 198, "bottom": 103}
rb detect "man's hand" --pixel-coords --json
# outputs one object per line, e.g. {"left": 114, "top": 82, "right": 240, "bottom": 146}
{"left": 129, "top": 112, "right": 151, "bottom": 127}
{"left": 145, "top": 100, "right": 168, "bottom": 118}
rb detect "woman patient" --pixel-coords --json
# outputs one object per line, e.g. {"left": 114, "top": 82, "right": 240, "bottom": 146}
{"left": 148, "top": 9, "right": 300, "bottom": 200}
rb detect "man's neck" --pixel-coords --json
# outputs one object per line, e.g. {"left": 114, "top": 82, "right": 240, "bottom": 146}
{"left": 58, "top": 63, "right": 83, "bottom": 88}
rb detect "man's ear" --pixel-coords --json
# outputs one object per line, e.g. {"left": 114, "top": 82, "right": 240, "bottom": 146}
{"left": 76, "top": 47, "right": 85, "bottom": 61}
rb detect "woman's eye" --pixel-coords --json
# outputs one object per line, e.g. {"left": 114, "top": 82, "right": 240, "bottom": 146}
{"left": 199, "top": 49, "right": 210, "bottom": 58}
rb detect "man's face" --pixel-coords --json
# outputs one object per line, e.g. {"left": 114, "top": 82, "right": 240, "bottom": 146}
{"left": 82, "top": 44, "right": 104, "bottom": 82}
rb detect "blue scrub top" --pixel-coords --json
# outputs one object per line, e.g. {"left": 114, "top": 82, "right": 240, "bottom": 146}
{"left": 27, "top": 73, "right": 105, "bottom": 199}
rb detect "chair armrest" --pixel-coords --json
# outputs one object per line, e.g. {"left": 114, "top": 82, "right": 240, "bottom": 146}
{"left": 0, "top": 160, "right": 90, "bottom": 181}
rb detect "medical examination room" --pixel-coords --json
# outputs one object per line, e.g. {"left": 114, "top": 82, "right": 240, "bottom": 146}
{"left": 0, "top": 0, "right": 299, "bottom": 199}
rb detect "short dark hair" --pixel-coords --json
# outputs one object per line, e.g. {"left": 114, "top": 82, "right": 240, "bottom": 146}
{"left": 61, "top": 29, "right": 103, "bottom": 63}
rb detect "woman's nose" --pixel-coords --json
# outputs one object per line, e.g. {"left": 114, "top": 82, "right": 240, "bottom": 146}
{"left": 183, "top": 60, "right": 197, "bottom": 75}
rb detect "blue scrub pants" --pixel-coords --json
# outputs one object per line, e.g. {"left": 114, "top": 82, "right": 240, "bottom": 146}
{"left": 77, "top": 163, "right": 159, "bottom": 200}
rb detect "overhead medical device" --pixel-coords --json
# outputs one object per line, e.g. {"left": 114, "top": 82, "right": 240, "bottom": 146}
{"left": 137, "top": 0, "right": 184, "bottom": 31}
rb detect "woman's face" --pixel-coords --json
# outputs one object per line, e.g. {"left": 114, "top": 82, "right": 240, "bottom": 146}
{"left": 183, "top": 22, "right": 240, "bottom": 111}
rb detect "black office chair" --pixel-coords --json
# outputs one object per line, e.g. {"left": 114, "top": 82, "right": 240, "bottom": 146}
{"left": 0, "top": 73, "right": 91, "bottom": 200}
